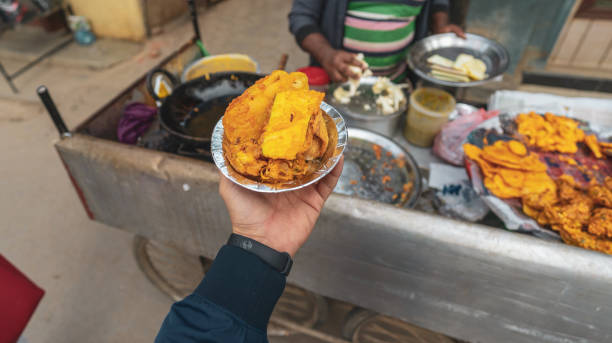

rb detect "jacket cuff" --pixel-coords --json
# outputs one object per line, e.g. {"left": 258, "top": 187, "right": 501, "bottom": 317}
{"left": 195, "top": 245, "right": 286, "bottom": 332}
{"left": 295, "top": 24, "right": 321, "bottom": 46}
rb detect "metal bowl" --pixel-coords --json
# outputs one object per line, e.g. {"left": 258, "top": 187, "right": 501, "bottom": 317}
{"left": 334, "top": 128, "right": 421, "bottom": 208}
{"left": 211, "top": 101, "right": 347, "bottom": 193}
{"left": 326, "top": 76, "right": 407, "bottom": 137}
{"left": 407, "top": 33, "right": 509, "bottom": 87}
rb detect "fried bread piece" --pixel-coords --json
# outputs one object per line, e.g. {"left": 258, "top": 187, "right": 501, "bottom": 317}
{"left": 222, "top": 71, "right": 309, "bottom": 177}
{"left": 260, "top": 90, "right": 325, "bottom": 160}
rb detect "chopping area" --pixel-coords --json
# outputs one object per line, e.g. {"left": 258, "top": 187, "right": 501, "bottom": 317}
{"left": 4, "top": 0, "right": 612, "bottom": 342}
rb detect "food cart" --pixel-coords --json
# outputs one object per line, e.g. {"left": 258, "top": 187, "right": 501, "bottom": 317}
{"left": 39, "top": 35, "right": 612, "bottom": 342}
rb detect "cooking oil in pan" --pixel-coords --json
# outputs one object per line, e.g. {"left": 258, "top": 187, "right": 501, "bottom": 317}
{"left": 181, "top": 95, "right": 236, "bottom": 138}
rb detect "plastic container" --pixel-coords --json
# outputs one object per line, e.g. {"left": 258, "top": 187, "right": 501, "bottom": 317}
{"left": 404, "top": 87, "right": 455, "bottom": 147}
{"left": 181, "top": 54, "right": 259, "bottom": 82}
{"left": 297, "top": 66, "right": 329, "bottom": 92}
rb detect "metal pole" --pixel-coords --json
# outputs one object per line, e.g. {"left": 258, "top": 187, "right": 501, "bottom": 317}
{"left": 11, "top": 37, "right": 73, "bottom": 79}
{"left": 0, "top": 62, "right": 19, "bottom": 94}
{"left": 37, "top": 85, "right": 70, "bottom": 137}
{"left": 188, "top": 0, "right": 201, "bottom": 41}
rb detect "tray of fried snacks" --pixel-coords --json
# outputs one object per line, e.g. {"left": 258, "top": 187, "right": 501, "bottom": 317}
{"left": 212, "top": 70, "right": 347, "bottom": 192}
{"left": 463, "top": 111, "right": 612, "bottom": 254}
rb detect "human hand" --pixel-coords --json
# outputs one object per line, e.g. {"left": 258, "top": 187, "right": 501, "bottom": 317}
{"left": 321, "top": 49, "right": 365, "bottom": 83}
{"left": 434, "top": 23, "right": 466, "bottom": 39}
{"left": 431, "top": 11, "right": 466, "bottom": 39}
{"left": 219, "top": 157, "right": 344, "bottom": 257}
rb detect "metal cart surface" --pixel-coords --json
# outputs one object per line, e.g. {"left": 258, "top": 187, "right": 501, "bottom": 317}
{"left": 42, "top": 39, "right": 612, "bottom": 343}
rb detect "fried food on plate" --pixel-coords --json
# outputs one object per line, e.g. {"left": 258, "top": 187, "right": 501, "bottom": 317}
{"left": 463, "top": 140, "right": 554, "bottom": 199}
{"left": 516, "top": 112, "right": 585, "bottom": 154}
{"left": 261, "top": 90, "right": 325, "bottom": 160}
{"left": 589, "top": 183, "right": 612, "bottom": 208}
{"left": 519, "top": 175, "right": 612, "bottom": 255}
{"left": 588, "top": 208, "right": 612, "bottom": 238}
{"left": 222, "top": 70, "right": 335, "bottom": 184}
{"left": 585, "top": 134, "right": 603, "bottom": 159}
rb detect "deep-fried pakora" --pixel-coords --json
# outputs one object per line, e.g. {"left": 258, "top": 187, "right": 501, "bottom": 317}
{"left": 587, "top": 208, "right": 612, "bottom": 238}
{"left": 222, "top": 70, "right": 334, "bottom": 183}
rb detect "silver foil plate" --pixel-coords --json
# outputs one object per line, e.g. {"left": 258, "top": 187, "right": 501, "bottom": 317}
{"left": 211, "top": 101, "right": 347, "bottom": 193}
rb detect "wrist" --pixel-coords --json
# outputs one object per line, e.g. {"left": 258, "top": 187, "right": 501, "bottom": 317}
{"left": 232, "top": 227, "right": 295, "bottom": 256}
{"left": 319, "top": 47, "right": 337, "bottom": 69}
{"left": 431, "top": 12, "right": 449, "bottom": 32}
{"left": 227, "top": 233, "right": 294, "bottom": 276}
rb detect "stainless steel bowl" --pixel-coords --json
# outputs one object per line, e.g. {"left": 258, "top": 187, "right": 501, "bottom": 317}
{"left": 407, "top": 33, "right": 509, "bottom": 87}
{"left": 326, "top": 76, "right": 407, "bottom": 137}
{"left": 211, "top": 101, "right": 347, "bottom": 193}
{"left": 334, "top": 127, "right": 421, "bottom": 208}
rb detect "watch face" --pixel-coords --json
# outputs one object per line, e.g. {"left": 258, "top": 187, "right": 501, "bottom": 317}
{"left": 240, "top": 240, "right": 253, "bottom": 250}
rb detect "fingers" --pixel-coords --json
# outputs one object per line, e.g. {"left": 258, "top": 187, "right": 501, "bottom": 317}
{"left": 449, "top": 25, "right": 466, "bottom": 39}
{"left": 331, "top": 70, "right": 347, "bottom": 83}
{"left": 339, "top": 63, "right": 359, "bottom": 80}
{"left": 316, "top": 156, "right": 344, "bottom": 199}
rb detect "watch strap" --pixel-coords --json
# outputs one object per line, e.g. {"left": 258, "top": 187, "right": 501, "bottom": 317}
{"left": 227, "top": 234, "right": 293, "bottom": 276}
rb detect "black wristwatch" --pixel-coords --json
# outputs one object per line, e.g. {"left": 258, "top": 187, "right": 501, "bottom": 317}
{"left": 227, "top": 233, "right": 293, "bottom": 276}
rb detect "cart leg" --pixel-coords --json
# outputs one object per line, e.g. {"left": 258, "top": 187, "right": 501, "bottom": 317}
{"left": 0, "top": 62, "right": 18, "bottom": 94}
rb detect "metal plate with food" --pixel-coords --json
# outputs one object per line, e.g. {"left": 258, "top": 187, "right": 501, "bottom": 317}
{"left": 334, "top": 128, "right": 421, "bottom": 208}
{"left": 326, "top": 76, "right": 408, "bottom": 136}
{"left": 463, "top": 111, "right": 612, "bottom": 254}
{"left": 211, "top": 81, "right": 348, "bottom": 193}
{"left": 407, "top": 33, "right": 509, "bottom": 87}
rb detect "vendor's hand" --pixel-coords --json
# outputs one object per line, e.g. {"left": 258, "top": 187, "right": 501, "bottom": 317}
{"left": 219, "top": 157, "right": 344, "bottom": 257}
{"left": 321, "top": 49, "right": 364, "bottom": 83}
{"left": 434, "top": 23, "right": 466, "bottom": 39}
{"left": 431, "top": 11, "right": 466, "bottom": 39}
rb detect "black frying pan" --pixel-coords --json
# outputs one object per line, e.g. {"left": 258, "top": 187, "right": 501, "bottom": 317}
{"left": 146, "top": 70, "right": 264, "bottom": 148}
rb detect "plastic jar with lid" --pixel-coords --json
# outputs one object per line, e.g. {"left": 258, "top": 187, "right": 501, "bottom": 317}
{"left": 404, "top": 87, "right": 455, "bottom": 147}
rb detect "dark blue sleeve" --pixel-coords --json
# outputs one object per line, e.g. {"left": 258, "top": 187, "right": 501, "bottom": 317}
{"left": 155, "top": 245, "right": 286, "bottom": 343}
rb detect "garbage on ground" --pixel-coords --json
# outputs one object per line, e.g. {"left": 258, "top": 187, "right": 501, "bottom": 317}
{"left": 67, "top": 15, "right": 95, "bottom": 45}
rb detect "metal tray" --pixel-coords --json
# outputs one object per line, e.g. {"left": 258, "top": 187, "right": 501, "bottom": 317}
{"left": 334, "top": 128, "right": 421, "bottom": 207}
{"left": 407, "top": 33, "right": 509, "bottom": 87}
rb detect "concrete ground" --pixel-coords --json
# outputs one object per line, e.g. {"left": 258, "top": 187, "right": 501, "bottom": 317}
{"left": 0, "top": 1, "right": 312, "bottom": 342}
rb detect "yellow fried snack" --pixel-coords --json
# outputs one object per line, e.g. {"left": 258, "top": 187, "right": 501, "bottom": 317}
{"left": 516, "top": 112, "right": 584, "bottom": 153}
{"left": 508, "top": 140, "right": 527, "bottom": 156}
{"left": 464, "top": 140, "right": 553, "bottom": 199}
{"left": 588, "top": 208, "right": 612, "bottom": 238}
{"left": 518, "top": 175, "right": 612, "bottom": 255}
{"left": 301, "top": 109, "right": 329, "bottom": 160}
{"left": 585, "top": 134, "right": 603, "bottom": 159}
{"left": 223, "top": 71, "right": 309, "bottom": 177}
{"left": 222, "top": 70, "right": 335, "bottom": 184}
{"left": 480, "top": 141, "right": 547, "bottom": 172}
{"left": 261, "top": 90, "right": 325, "bottom": 160}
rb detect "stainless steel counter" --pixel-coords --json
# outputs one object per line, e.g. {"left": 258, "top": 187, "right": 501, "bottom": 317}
{"left": 56, "top": 133, "right": 612, "bottom": 343}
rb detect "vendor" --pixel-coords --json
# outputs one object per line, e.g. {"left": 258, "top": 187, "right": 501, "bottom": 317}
{"left": 289, "top": 0, "right": 465, "bottom": 83}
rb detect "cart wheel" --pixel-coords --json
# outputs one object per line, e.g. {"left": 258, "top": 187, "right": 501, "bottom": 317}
{"left": 133, "top": 235, "right": 327, "bottom": 332}
{"left": 133, "top": 235, "right": 210, "bottom": 301}
{"left": 272, "top": 284, "right": 328, "bottom": 328}
{"left": 342, "top": 308, "right": 456, "bottom": 343}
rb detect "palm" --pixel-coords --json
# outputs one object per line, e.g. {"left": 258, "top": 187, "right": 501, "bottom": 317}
{"left": 220, "top": 158, "right": 343, "bottom": 256}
